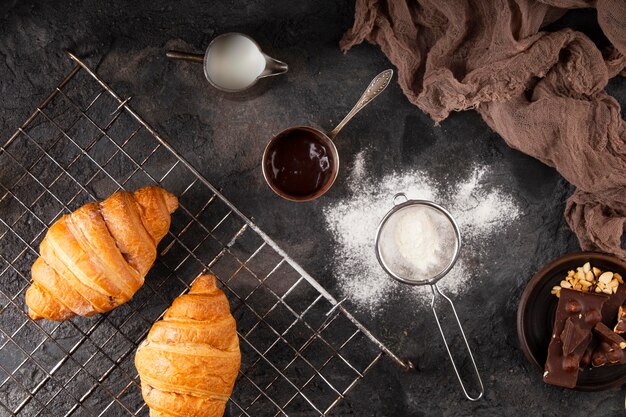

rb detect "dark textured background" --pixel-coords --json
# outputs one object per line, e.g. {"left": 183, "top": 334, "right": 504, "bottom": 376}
{"left": 1, "top": 1, "right": 625, "bottom": 416}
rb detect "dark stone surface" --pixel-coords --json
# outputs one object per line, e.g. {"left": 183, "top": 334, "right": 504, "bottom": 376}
{"left": 0, "top": 1, "right": 625, "bottom": 416}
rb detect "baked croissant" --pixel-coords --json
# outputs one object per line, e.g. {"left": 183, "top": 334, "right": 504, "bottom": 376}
{"left": 135, "top": 274, "right": 240, "bottom": 417}
{"left": 25, "top": 186, "right": 178, "bottom": 321}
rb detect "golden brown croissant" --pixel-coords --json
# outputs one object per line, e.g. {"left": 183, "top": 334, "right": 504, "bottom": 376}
{"left": 25, "top": 186, "right": 178, "bottom": 321}
{"left": 135, "top": 274, "right": 240, "bottom": 417}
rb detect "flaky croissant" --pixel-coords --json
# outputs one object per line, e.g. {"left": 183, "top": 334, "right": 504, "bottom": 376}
{"left": 25, "top": 186, "right": 178, "bottom": 321}
{"left": 135, "top": 274, "right": 240, "bottom": 417}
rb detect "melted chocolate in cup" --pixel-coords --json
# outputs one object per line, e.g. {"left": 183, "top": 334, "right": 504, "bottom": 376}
{"left": 263, "top": 127, "right": 338, "bottom": 201}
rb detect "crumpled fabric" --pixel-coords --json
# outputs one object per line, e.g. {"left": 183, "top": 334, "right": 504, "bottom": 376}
{"left": 341, "top": 0, "right": 626, "bottom": 259}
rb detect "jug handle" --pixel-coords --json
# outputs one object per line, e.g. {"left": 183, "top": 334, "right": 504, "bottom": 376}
{"left": 260, "top": 54, "right": 289, "bottom": 78}
{"left": 166, "top": 50, "right": 204, "bottom": 64}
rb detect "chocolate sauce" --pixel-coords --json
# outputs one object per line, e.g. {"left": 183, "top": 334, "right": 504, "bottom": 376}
{"left": 264, "top": 128, "right": 335, "bottom": 199}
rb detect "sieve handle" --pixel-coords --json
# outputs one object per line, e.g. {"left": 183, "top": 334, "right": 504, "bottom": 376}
{"left": 429, "top": 283, "right": 484, "bottom": 401}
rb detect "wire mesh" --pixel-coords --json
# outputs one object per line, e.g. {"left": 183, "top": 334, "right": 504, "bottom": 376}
{"left": 0, "top": 52, "right": 406, "bottom": 417}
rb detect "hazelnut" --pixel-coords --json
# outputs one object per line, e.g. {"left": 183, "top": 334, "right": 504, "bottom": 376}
{"left": 562, "top": 355, "right": 579, "bottom": 371}
{"left": 592, "top": 351, "right": 607, "bottom": 367}
{"left": 607, "top": 347, "right": 622, "bottom": 363}
{"left": 565, "top": 300, "right": 581, "bottom": 314}
{"left": 584, "top": 309, "right": 602, "bottom": 324}
{"left": 615, "top": 320, "right": 626, "bottom": 335}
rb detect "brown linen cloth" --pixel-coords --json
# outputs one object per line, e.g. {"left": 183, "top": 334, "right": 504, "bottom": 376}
{"left": 341, "top": 0, "right": 626, "bottom": 259}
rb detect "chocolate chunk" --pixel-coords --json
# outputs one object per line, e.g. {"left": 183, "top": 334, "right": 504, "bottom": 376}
{"left": 602, "top": 284, "right": 626, "bottom": 328}
{"left": 588, "top": 322, "right": 626, "bottom": 367}
{"left": 544, "top": 289, "right": 608, "bottom": 389}
{"left": 591, "top": 341, "right": 626, "bottom": 367}
{"left": 614, "top": 305, "right": 626, "bottom": 334}
{"left": 561, "top": 317, "right": 590, "bottom": 356}
{"left": 594, "top": 322, "right": 626, "bottom": 349}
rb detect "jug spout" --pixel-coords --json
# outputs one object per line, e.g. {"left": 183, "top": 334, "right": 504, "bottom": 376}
{"left": 260, "top": 54, "right": 288, "bottom": 78}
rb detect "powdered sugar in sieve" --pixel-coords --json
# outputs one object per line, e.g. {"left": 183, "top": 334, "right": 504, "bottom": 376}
{"left": 377, "top": 201, "right": 458, "bottom": 283}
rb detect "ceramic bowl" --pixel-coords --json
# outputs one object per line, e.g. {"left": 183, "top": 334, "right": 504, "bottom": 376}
{"left": 517, "top": 251, "right": 626, "bottom": 391}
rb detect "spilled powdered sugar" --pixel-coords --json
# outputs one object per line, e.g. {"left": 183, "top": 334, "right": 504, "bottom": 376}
{"left": 323, "top": 150, "right": 521, "bottom": 313}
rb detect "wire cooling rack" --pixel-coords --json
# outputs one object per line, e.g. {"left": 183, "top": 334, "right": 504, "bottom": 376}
{"left": 0, "top": 52, "right": 408, "bottom": 417}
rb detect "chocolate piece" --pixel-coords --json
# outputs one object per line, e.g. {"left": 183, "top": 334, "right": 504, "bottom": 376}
{"left": 589, "top": 322, "right": 626, "bottom": 367}
{"left": 591, "top": 341, "right": 626, "bottom": 367}
{"left": 594, "top": 322, "right": 626, "bottom": 349}
{"left": 561, "top": 318, "right": 590, "bottom": 356}
{"left": 614, "top": 305, "right": 626, "bottom": 334}
{"left": 544, "top": 289, "right": 608, "bottom": 389}
{"left": 602, "top": 284, "right": 626, "bottom": 328}
{"left": 581, "top": 317, "right": 626, "bottom": 368}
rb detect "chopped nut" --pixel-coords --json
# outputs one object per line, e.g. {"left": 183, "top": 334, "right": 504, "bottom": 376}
{"left": 599, "top": 272, "right": 613, "bottom": 284}
{"left": 615, "top": 306, "right": 626, "bottom": 334}
{"left": 551, "top": 262, "right": 622, "bottom": 299}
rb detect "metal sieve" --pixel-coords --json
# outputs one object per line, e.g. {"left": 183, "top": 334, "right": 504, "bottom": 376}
{"left": 375, "top": 193, "right": 484, "bottom": 401}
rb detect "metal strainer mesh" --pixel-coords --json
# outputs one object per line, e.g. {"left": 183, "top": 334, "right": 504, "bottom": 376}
{"left": 376, "top": 201, "right": 460, "bottom": 285}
